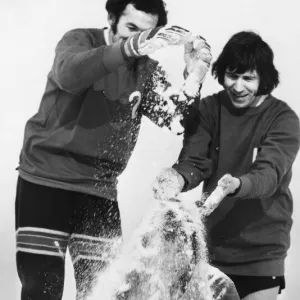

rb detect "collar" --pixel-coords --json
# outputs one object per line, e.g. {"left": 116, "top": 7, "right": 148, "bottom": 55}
{"left": 103, "top": 27, "right": 110, "bottom": 45}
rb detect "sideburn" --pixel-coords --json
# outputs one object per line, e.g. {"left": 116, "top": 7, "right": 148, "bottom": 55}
{"left": 111, "top": 19, "right": 118, "bottom": 35}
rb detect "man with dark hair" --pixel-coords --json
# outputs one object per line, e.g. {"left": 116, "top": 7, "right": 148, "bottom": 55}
{"left": 153, "top": 31, "right": 300, "bottom": 299}
{"left": 105, "top": 0, "right": 168, "bottom": 31}
{"left": 15, "top": 1, "right": 212, "bottom": 299}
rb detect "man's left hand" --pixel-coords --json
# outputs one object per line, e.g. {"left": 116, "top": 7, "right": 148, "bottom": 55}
{"left": 217, "top": 174, "right": 241, "bottom": 196}
{"left": 182, "top": 35, "right": 212, "bottom": 97}
{"left": 184, "top": 35, "right": 212, "bottom": 80}
{"left": 152, "top": 168, "right": 185, "bottom": 201}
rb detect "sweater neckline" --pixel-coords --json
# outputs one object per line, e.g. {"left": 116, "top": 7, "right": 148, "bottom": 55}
{"left": 103, "top": 27, "right": 109, "bottom": 45}
{"left": 221, "top": 90, "right": 274, "bottom": 116}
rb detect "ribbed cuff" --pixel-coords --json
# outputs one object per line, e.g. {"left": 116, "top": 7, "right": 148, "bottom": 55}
{"left": 235, "top": 175, "right": 253, "bottom": 198}
{"left": 227, "top": 177, "right": 242, "bottom": 197}
{"left": 122, "top": 35, "right": 141, "bottom": 59}
{"left": 120, "top": 39, "right": 130, "bottom": 60}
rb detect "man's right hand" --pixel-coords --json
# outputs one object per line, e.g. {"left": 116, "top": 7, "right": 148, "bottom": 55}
{"left": 152, "top": 168, "right": 185, "bottom": 201}
{"left": 122, "top": 25, "right": 191, "bottom": 58}
{"left": 184, "top": 35, "right": 212, "bottom": 75}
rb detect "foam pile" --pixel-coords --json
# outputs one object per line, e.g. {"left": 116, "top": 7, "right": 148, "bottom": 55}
{"left": 87, "top": 198, "right": 208, "bottom": 300}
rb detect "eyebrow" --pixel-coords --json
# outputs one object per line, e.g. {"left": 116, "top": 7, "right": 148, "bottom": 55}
{"left": 225, "top": 71, "right": 257, "bottom": 78}
{"left": 243, "top": 74, "right": 257, "bottom": 78}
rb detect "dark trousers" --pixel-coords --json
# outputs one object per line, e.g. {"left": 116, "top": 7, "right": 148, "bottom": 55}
{"left": 226, "top": 274, "right": 285, "bottom": 299}
{"left": 15, "top": 176, "right": 122, "bottom": 300}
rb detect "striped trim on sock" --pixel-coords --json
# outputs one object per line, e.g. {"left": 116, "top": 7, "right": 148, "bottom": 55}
{"left": 69, "top": 233, "right": 122, "bottom": 264}
{"left": 16, "top": 227, "right": 69, "bottom": 258}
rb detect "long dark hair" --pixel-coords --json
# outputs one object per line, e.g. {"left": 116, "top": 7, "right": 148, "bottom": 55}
{"left": 212, "top": 31, "right": 279, "bottom": 95}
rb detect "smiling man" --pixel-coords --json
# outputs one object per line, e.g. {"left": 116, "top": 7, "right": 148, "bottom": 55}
{"left": 224, "top": 70, "right": 267, "bottom": 108}
{"left": 153, "top": 31, "right": 300, "bottom": 299}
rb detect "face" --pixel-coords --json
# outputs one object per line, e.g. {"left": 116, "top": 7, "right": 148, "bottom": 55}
{"left": 109, "top": 4, "right": 159, "bottom": 43}
{"left": 224, "top": 69, "right": 262, "bottom": 108}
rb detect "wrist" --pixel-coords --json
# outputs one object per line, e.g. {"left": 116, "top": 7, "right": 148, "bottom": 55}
{"left": 176, "top": 172, "right": 185, "bottom": 192}
{"left": 122, "top": 36, "right": 140, "bottom": 58}
{"left": 228, "top": 177, "right": 242, "bottom": 197}
{"left": 120, "top": 39, "right": 131, "bottom": 60}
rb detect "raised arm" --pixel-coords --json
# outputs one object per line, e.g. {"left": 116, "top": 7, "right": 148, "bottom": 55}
{"left": 51, "top": 29, "right": 128, "bottom": 94}
{"left": 172, "top": 98, "right": 214, "bottom": 191}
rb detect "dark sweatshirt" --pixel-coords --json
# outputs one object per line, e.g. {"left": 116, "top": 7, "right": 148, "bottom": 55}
{"left": 173, "top": 90, "right": 300, "bottom": 276}
{"left": 18, "top": 28, "right": 161, "bottom": 200}
{"left": 18, "top": 28, "right": 193, "bottom": 201}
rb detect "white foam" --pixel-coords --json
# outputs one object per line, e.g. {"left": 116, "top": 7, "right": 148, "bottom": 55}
{"left": 87, "top": 198, "right": 208, "bottom": 300}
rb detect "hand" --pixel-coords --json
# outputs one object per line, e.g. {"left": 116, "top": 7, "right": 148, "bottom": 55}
{"left": 123, "top": 25, "right": 191, "bottom": 58}
{"left": 184, "top": 35, "right": 212, "bottom": 74}
{"left": 199, "top": 174, "right": 240, "bottom": 216}
{"left": 152, "top": 168, "right": 185, "bottom": 201}
{"left": 217, "top": 174, "right": 241, "bottom": 196}
{"left": 182, "top": 35, "right": 212, "bottom": 97}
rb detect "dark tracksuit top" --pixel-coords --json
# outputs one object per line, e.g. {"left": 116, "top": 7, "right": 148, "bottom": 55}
{"left": 18, "top": 28, "right": 176, "bottom": 201}
{"left": 173, "top": 90, "right": 300, "bottom": 276}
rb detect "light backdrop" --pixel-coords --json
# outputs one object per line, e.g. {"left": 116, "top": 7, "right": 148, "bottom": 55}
{"left": 1, "top": 1, "right": 300, "bottom": 299}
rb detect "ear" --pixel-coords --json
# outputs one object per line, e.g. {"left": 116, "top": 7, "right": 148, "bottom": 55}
{"left": 107, "top": 14, "right": 115, "bottom": 26}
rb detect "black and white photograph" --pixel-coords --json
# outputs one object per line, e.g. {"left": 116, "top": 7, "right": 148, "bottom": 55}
{"left": 2, "top": 0, "right": 300, "bottom": 299}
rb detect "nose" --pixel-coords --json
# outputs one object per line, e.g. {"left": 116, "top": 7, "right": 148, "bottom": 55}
{"left": 233, "top": 78, "right": 244, "bottom": 93}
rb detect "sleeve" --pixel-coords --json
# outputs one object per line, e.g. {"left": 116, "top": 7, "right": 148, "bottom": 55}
{"left": 172, "top": 97, "right": 213, "bottom": 191}
{"left": 235, "top": 108, "right": 300, "bottom": 199}
{"left": 51, "top": 29, "right": 128, "bottom": 94}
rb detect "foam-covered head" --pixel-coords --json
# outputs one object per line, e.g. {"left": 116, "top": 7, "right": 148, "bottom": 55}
{"left": 88, "top": 198, "right": 208, "bottom": 299}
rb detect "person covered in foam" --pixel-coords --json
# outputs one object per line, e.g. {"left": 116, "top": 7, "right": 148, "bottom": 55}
{"left": 87, "top": 197, "right": 240, "bottom": 300}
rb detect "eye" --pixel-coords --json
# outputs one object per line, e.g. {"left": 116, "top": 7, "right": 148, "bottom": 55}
{"left": 226, "top": 73, "right": 238, "bottom": 80}
{"left": 243, "top": 76, "right": 255, "bottom": 81}
{"left": 127, "top": 26, "right": 138, "bottom": 32}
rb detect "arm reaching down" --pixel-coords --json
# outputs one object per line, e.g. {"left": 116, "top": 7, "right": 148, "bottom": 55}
{"left": 151, "top": 97, "right": 215, "bottom": 200}
{"left": 172, "top": 97, "right": 214, "bottom": 190}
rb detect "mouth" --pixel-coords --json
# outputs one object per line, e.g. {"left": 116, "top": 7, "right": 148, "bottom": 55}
{"left": 231, "top": 92, "right": 248, "bottom": 102}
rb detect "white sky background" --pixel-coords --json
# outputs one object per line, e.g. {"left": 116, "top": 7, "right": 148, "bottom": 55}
{"left": 1, "top": 0, "right": 300, "bottom": 299}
